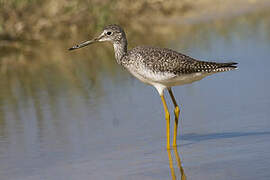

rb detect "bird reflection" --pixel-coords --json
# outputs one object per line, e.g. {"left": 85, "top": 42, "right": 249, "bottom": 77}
{"left": 167, "top": 147, "right": 186, "bottom": 180}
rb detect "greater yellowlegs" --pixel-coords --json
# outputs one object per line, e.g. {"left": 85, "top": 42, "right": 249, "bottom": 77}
{"left": 69, "top": 24, "right": 237, "bottom": 149}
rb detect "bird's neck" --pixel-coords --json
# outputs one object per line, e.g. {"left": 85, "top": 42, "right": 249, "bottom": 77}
{"left": 113, "top": 38, "right": 128, "bottom": 64}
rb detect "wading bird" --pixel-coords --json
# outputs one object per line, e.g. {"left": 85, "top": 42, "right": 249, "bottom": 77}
{"left": 69, "top": 24, "right": 237, "bottom": 149}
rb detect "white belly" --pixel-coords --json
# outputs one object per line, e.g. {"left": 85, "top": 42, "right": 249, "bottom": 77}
{"left": 126, "top": 66, "right": 213, "bottom": 87}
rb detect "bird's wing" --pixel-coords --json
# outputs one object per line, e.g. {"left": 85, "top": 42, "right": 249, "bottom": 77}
{"left": 129, "top": 46, "right": 237, "bottom": 74}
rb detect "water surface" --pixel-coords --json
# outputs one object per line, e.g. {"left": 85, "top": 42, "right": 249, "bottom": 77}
{"left": 0, "top": 10, "right": 270, "bottom": 180}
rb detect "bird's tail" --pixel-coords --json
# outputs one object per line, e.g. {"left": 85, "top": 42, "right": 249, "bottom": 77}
{"left": 214, "top": 62, "right": 238, "bottom": 72}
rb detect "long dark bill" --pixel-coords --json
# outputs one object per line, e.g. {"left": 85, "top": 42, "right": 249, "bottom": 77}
{"left": 68, "top": 39, "right": 97, "bottom": 51}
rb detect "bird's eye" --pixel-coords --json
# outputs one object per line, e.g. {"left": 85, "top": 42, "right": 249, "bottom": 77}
{"left": 106, "top": 31, "right": 112, "bottom": 35}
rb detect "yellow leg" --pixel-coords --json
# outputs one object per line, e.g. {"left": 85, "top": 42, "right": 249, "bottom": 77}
{"left": 161, "top": 95, "right": 170, "bottom": 149}
{"left": 167, "top": 149, "right": 176, "bottom": 180}
{"left": 173, "top": 146, "right": 186, "bottom": 180}
{"left": 168, "top": 88, "right": 180, "bottom": 147}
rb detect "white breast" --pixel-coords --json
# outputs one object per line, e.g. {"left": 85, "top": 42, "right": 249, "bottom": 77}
{"left": 127, "top": 64, "right": 213, "bottom": 85}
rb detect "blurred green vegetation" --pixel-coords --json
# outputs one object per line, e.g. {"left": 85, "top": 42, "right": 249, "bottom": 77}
{"left": 0, "top": 0, "right": 115, "bottom": 40}
{"left": 0, "top": 0, "right": 194, "bottom": 41}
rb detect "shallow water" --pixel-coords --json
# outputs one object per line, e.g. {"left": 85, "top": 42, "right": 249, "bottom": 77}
{"left": 1, "top": 10, "right": 270, "bottom": 180}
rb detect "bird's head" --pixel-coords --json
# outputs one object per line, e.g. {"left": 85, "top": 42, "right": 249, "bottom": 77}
{"left": 69, "top": 24, "right": 126, "bottom": 51}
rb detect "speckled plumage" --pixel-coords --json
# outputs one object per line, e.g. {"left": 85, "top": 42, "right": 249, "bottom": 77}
{"left": 104, "top": 25, "right": 237, "bottom": 93}
{"left": 69, "top": 24, "right": 237, "bottom": 94}
{"left": 69, "top": 24, "right": 238, "bottom": 148}
{"left": 122, "top": 46, "right": 237, "bottom": 74}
